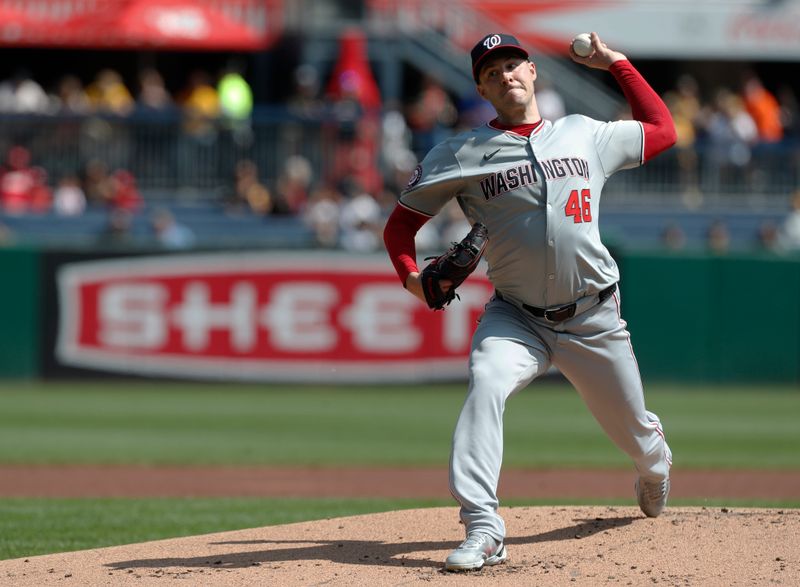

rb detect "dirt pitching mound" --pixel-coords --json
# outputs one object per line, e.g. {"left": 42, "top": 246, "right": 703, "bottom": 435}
{"left": 2, "top": 506, "right": 797, "bottom": 586}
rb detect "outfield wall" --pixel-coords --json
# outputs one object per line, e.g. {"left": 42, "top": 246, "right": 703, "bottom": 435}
{"left": 0, "top": 248, "right": 41, "bottom": 378}
{"left": 0, "top": 247, "right": 797, "bottom": 384}
{"left": 620, "top": 251, "right": 800, "bottom": 384}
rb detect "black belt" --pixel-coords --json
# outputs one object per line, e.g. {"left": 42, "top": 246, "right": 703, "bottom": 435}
{"left": 496, "top": 283, "right": 617, "bottom": 322}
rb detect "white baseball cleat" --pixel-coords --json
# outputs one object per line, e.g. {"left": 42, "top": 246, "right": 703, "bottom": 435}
{"left": 444, "top": 532, "right": 507, "bottom": 571}
{"left": 636, "top": 477, "right": 670, "bottom": 518}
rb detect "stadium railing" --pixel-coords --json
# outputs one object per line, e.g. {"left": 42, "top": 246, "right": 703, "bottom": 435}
{"left": 0, "top": 109, "right": 797, "bottom": 251}
{"left": 1, "top": 109, "right": 797, "bottom": 202}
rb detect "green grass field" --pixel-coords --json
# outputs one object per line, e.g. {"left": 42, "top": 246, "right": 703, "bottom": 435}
{"left": 1, "top": 381, "right": 798, "bottom": 468}
{"left": 0, "top": 380, "right": 797, "bottom": 559}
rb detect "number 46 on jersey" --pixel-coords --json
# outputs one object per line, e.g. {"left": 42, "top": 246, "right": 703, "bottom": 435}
{"left": 565, "top": 189, "right": 592, "bottom": 223}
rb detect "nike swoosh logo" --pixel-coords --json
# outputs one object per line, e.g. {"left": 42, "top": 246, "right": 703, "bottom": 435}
{"left": 483, "top": 148, "right": 501, "bottom": 161}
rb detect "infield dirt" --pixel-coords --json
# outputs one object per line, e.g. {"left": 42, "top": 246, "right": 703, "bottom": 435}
{"left": 1, "top": 465, "right": 799, "bottom": 499}
{"left": 1, "top": 506, "right": 798, "bottom": 586}
{"left": 1, "top": 466, "right": 798, "bottom": 585}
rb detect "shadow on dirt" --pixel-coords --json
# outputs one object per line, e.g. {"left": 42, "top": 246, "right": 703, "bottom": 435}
{"left": 105, "top": 515, "right": 640, "bottom": 570}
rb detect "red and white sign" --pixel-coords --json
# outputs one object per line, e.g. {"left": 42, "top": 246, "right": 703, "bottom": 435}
{"left": 56, "top": 253, "right": 493, "bottom": 382}
{"left": 0, "top": 0, "right": 281, "bottom": 51}
{"left": 370, "top": 0, "right": 800, "bottom": 60}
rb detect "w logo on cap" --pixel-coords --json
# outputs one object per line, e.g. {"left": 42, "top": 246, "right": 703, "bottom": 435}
{"left": 471, "top": 33, "right": 529, "bottom": 83}
{"left": 483, "top": 34, "right": 502, "bottom": 50}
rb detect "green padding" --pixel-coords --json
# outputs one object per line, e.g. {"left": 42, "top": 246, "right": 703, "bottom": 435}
{"left": 0, "top": 248, "right": 40, "bottom": 377}
{"left": 620, "top": 251, "right": 800, "bottom": 384}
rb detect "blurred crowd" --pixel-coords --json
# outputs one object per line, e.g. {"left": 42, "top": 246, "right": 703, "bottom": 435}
{"left": 0, "top": 64, "right": 252, "bottom": 123}
{"left": 658, "top": 70, "right": 799, "bottom": 202}
{"left": 0, "top": 145, "right": 143, "bottom": 216}
{"left": 1, "top": 55, "right": 799, "bottom": 255}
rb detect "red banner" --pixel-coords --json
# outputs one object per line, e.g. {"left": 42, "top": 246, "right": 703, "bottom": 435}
{"left": 0, "top": 0, "right": 281, "bottom": 50}
{"left": 56, "top": 253, "right": 493, "bottom": 382}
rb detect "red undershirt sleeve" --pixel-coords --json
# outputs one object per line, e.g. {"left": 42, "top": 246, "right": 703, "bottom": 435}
{"left": 609, "top": 60, "right": 677, "bottom": 161}
{"left": 383, "top": 204, "right": 432, "bottom": 285}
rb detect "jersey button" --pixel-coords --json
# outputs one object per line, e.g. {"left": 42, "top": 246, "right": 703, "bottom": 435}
{"left": 549, "top": 240, "right": 554, "bottom": 245}
{"left": 548, "top": 274, "right": 555, "bottom": 280}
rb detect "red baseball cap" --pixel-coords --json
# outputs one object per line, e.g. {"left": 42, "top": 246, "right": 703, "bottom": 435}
{"left": 471, "top": 33, "right": 529, "bottom": 83}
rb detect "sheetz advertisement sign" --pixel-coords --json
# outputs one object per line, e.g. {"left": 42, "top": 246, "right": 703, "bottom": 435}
{"left": 56, "top": 253, "right": 493, "bottom": 382}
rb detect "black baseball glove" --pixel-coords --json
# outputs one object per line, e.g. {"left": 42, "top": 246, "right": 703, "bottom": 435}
{"left": 420, "top": 222, "right": 489, "bottom": 310}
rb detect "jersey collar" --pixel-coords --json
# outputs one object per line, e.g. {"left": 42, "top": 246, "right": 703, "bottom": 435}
{"left": 488, "top": 118, "right": 545, "bottom": 137}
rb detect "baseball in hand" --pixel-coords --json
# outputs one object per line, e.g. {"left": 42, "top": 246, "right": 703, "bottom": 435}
{"left": 572, "top": 33, "right": 593, "bottom": 57}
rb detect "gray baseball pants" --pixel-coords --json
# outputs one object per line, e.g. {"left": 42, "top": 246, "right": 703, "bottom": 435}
{"left": 449, "top": 289, "right": 672, "bottom": 541}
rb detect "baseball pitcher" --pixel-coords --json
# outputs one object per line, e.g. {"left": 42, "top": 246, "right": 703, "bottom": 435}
{"left": 383, "top": 32, "right": 676, "bottom": 571}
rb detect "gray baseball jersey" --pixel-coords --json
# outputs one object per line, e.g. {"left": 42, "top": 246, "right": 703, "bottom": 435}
{"left": 399, "top": 114, "right": 671, "bottom": 544}
{"left": 400, "top": 115, "right": 643, "bottom": 308}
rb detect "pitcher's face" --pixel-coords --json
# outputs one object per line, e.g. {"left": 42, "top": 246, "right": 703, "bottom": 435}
{"left": 477, "top": 54, "right": 537, "bottom": 112}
